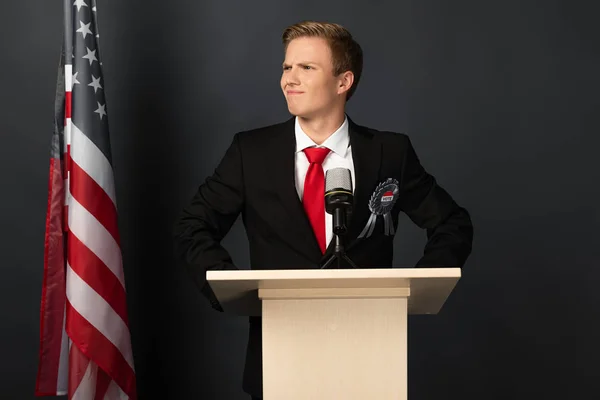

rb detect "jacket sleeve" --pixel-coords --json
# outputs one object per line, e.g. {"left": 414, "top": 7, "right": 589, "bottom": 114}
{"left": 397, "top": 136, "right": 473, "bottom": 268}
{"left": 173, "top": 133, "right": 244, "bottom": 311}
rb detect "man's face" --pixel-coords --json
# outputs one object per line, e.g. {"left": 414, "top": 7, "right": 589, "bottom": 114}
{"left": 281, "top": 37, "right": 344, "bottom": 119}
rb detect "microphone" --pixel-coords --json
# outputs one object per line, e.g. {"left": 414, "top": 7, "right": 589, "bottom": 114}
{"left": 321, "top": 167, "right": 358, "bottom": 269}
{"left": 325, "top": 168, "right": 353, "bottom": 236}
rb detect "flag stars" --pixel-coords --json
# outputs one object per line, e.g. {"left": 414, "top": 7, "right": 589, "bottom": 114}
{"left": 82, "top": 47, "right": 97, "bottom": 65}
{"left": 73, "top": 0, "right": 88, "bottom": 12}
{"left": 72, "top": 71, "right": 80, "bottom": 90}
{"left": 88, "top": 75, "right": 102, "bottom": 93}
{"left": 94, "top": 102, "right": 107, "bottom": 120}
{"left": 76, "top": 21, "right": 93, "bottom": 39}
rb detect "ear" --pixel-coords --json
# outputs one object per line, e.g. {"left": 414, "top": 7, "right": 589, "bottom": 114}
{"left": 337, "top": 71, "right": 354, "bottom": 96}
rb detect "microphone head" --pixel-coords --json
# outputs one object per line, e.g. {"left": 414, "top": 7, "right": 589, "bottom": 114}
{"left": 325, "top": 168, "right": 353, "bottom": 218}
{"left": 325, "top": 168, "right": 353, "bottom": 193}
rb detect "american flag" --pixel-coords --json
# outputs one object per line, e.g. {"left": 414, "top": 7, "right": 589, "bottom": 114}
{"left": 35, "top": 0, "right": 137, "bottom": 398}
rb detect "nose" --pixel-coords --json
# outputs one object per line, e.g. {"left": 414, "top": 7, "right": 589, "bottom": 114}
{"left": 285, "top": 67, "right": 300, "bottom": 86}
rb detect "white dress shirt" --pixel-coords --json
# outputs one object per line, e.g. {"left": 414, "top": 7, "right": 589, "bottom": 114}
{"left": 294, "top": 116, "right": 356, "bottom": 247}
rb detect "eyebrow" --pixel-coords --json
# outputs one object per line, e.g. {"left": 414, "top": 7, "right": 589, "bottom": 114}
{"left": 282, "top": 61, "right": 320, "bottom": 67}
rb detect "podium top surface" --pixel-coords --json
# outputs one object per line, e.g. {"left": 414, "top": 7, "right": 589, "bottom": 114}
{"left": 206, "top": 268, "right": 461, "bottom": 316}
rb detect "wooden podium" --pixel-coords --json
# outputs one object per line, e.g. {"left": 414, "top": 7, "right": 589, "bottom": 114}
{"left": 207, "top": 268, "right": 460, "bottom": 400}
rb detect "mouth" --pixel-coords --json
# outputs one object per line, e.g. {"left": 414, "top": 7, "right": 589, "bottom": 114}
{"left": 286, "top": 91, "right": 304, "bottom": 95}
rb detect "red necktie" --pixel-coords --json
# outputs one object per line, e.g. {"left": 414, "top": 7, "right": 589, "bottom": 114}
{"left": 302, "top": 147, "right": 331, "bottom": 254}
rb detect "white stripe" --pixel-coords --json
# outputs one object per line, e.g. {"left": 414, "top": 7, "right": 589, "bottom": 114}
{"left": 71, "top": 359, "right": 97, "bottom": 400}
{"left": 65, "top": 118, "right": 72, "bottom": 147}
{"left": 55, "top": 308, "right": 69, "bottom": 395}
{"left": 70, "top": 122, "right": 117, "bottom": 207}
{"left": 64, "top": 177, "right": 70, "bottom": 208}
{"left": 68, "top": 196, "right": 125, "bottom": 287}
{"left": 104, "top": 380, "right": 129, "bottom": 400}
{"left": 65, "top": 65, "right": 72, "bottom": 93}
{"left": 66, "top": 264, "right": 135, "bottom": 370}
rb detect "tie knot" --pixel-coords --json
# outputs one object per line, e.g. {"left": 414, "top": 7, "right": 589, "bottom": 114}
{"left": 303, "top": 147, "right": 331, "bottom": 165}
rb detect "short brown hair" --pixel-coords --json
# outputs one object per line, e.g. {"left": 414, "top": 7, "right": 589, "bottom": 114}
{"left": 282, "top": 21, "right": 363, "bottom": 101}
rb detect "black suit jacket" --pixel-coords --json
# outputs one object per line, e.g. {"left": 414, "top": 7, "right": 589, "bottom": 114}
{"left": 173, "top": 116, "right": 473, "bottom": 397}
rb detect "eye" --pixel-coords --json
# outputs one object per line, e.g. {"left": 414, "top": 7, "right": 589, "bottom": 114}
{"left": 303, "top": 65, "right": 312, "bottom": 70}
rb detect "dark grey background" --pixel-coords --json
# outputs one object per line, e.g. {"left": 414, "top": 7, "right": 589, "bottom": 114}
{"left": 1, "top": 0, "right": 599, "bottom": 399}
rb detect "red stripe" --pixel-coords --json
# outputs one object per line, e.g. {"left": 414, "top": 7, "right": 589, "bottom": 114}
{"left": 67, "top": 233, "right": 129, "bottom": 326}
{"left": 94, "top": 368, "right": 112, "bottom": 400}
{"left": 64, "top": 144, "right": 70, "bottom": 230}
{"left": 65, "top": 91, "right": 72, "bottom": 119}
{"left": 35, "top": 158, "right": 66, "bottom": 396}
{"left": 66, "top": 302, "right": 137, "bottom": 400}
{"left": 70, "top": 157, "right": 121, "bottom": 245}
{"left": 68, "top": 344, "right": 91, "bottom": 397}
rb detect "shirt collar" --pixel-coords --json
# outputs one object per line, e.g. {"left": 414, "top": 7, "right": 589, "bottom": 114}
{"left": 294, "top": 116, "right": 350, "bottom": 157}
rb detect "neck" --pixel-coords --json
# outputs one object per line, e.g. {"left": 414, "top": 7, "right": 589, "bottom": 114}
{"left": 297, "top": 110, "right": 346, "bottom": 145}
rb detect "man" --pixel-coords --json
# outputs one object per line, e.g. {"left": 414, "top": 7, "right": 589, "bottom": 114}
{"left": 173, "top": 20, "right": 473, "bottom": 399}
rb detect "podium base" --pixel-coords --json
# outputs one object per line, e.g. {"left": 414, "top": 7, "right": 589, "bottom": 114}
{"left": 260, "top": 288, "right": 408, "bottom": 400}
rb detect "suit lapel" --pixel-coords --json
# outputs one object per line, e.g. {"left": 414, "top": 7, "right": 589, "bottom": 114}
{"left": 267, "top": 116, "right": 382, "bottom": 266}
{"left": 268, "top": 117, "right": 323, "bottom": 263}
{"left": 321, "top": 118, "right": 382, "bottom": 262}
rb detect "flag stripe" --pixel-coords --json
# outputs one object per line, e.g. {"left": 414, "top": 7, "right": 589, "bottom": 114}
{"left": 65, "top": 64, "right": 72, "bottom": 92}
{"left": 94, "top": 368, "right": 112, "bottom": 400}
{"left": 56, "top": 312, "right": 70, "bottom": 395}
{"left": 35, "top": 157, "right": 67, "bottom": 396}
{"left": 72, "top": 108, "right": 114, "bottom": 166}
{"left": 66, "top": 301, "right": 136, "bottom": 398}
{"left": 68, "top": 196, "right": 125, "bottom": 288}
{"left": 69, "top": 344, "right": 93, "bottom": 399}
{"left": 66, "top": 92, "right": 72, "bottom": 119}
{"left": 104, "top": 379, "right": 128, "bottom": 400}
{"left": 65, "top": 120, "right": 72, "bottom": 148}
{"left": 68, "top": 233, "right": 129, "bottom": 325}
{"left": 70, "top": 155, "right": 121, "bottom": 245}
{"left": 70, "top": 122, "right": 116, "bottom": 206}
{"left": 71, "top": 363, "right": 95, "bottom": 400}
{"left": 66, "top": 264, "right": 133, "bottom": 368}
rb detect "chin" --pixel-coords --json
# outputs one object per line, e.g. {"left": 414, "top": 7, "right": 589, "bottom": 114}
{"left": 286, "top": 106, "right": 304, "bottom": 118}
{"left": 287, "top": 106, "right": 314, "bottom": 119}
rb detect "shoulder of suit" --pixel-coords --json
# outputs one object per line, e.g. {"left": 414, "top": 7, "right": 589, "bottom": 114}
{"left": 230, "top": 118, "right": 414, "bottom": 148}
{"left": 353, "top": 123, "right": 411, "bottom": 146}
{"left": 232, "top": 119, "right": 292, "bottom": 143}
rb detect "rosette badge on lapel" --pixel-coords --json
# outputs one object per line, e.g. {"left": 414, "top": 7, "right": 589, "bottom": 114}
{"left": 358, "top": 178, "right": 400, "bottom": 239}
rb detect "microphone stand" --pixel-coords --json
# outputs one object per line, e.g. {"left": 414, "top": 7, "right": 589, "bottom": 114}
{"left": 321, "top": 208, "right": 358, "bottom": 269}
